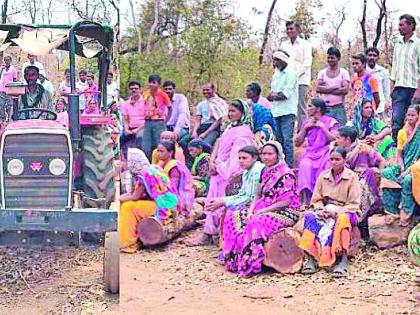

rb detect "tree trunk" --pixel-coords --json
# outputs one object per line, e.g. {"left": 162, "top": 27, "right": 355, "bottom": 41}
{"left": 259, "top": 0, "right": 278, "bottom": 65}
{"left": 359, "top": 0, "right": 368, "bottom": 51}
{"left": 137, "top": 203, "right": 205, "bottom": 246}
{"left": 384, "top": 9, "right": 390, "bottom": 64}
{"left": 372, "top": 0, "right": 386, "bottom": 48}
{"left": 1, "top": 0, "right": 9, "bottom": 24}
{"left": 146, "top": 0, "right": 160, "bottom": 54}
{"left": 128, "top": 0, "right": 142, "bottom": 53}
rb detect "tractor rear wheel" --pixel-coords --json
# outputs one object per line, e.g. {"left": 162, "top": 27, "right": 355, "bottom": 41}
{"left": 82, "top": 126, "right": 115, "bottom": 208}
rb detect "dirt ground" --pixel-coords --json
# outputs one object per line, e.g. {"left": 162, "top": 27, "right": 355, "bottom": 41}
{"left": 0, "top": 246, "right": 118, "bottom": 315}
{"left": 121, "top": 229, "right": 419, "bottom": 315}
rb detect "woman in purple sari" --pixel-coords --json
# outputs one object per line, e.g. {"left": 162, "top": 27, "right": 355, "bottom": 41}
{"left": 296, "top": 98, "right": 339, "bottom": 206}
{"left": 222, "top": 142, "right": 301, "bottom": 277}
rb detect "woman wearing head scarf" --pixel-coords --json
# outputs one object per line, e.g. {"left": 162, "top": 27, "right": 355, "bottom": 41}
{"left": 155, "top": 140, "right": 195, "bottom": 215}
{"left": 186, "top": 99, "right": 255, "bottom": 246}
{"left": 347, "top": 98, "right": 396, "bottom": 160}
{"left": 296, "top": 98, "right": 339, "bottom": 206}
{"left": 119, "top": 149, "right": 180, "bottom": 253}
{"left": 222, "top": 141, "right": 301, "bottom": 277}
{"left": 187, "top": 139, "right": 212, "bottom": 197}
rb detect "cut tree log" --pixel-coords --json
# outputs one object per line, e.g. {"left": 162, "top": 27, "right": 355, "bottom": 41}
{"left": 263, "top": 228, "right": 304, "bottom": 274}
{"left": 137, "top": 202, "right": 205, "bottom": 246}
{"left": 264, "top": 225, "right": 361, "bottom": 274}
{"left": 368, "top": 214, "right": 410, "bottom": 249}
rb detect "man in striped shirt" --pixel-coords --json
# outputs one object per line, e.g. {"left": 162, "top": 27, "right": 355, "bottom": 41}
{"left": 390, "top": 14, "right": 420, "bottom": 140}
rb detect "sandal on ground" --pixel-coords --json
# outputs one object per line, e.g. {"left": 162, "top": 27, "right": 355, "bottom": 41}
{"left": 184, "top": 233, "right": 213, "bottom": 247}
{"left": 301, "top": 255, "right": 318, "bottom": 274}
{"left": 330, "top": 255, "right": 348, "bottom": 278}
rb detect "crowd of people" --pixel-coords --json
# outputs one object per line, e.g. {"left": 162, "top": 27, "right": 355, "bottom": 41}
{"left": 117, "top": 14, "right": 420, "bottom": 278}
{"left": 0, "top": 53, "right": 120, "bottom": 125}
{"left": 2, "top": 14, "right": 418, "bottom": 279}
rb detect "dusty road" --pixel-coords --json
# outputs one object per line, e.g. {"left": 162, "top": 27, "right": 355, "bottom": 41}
{"left": 121, "top": 229, "right": 419, "bottom": 315}
{"left": 0, "top": 246, "right": 118, "bottom": 315}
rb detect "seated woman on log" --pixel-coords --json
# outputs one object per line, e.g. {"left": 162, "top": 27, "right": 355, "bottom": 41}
{"left": 222, "top": 141, "right": 301, "bottom": 277}
{"left": 335, "top": 126, "right": 386, "bottom": 238}
{"left": 119, "top": 150, "right": 181, "bottom": 253}
{"left": 152, "top": 131, "right": 185, "bottom": 164}
{"left": 187, "top": 139, "right": 212, "bottom": 197}
{"left": 189, "top": 145, "right": 264, "bottom": 247}
{"left": 381, "top": 104, "right": 420, "bottom": 226}
{"left": 295, "top": 98, "right": 339, "bottom": 206}
{"left": 347, "top": 98, "right": 396, "bottom": 160}
{"left": 299, "top": 147, "right": 361, "bottom": 278}
{"left": 155, "top": 140, "right": 195, "bottom": 216}
{"left": 187, "top": 99, "right": 255, "bottom": 245}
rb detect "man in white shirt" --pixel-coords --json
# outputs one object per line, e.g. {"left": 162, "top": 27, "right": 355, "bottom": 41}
{"left": 106, "top": 72, "right": 119, "bottom": 106}
{"left": 76, "top": 69, "right": 88, "bottom": 111}
{"left": 39, "top": 70, "right": 54, "bottom": 97}
{"left": 279, "top": 20, "right": 312, "bottom": 129}
{"left": 21, "top": 54, "right": 44, "bottom": 79}
{"left": 366, "top": 47, "right": 391, "bottom": 119}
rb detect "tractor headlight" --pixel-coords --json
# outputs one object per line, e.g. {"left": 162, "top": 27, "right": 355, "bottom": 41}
{"left": 7, "top": 159, "right": 24, "bottom": 176}
{"left": 49, "top": 158, "right": 66, "bottom": 176}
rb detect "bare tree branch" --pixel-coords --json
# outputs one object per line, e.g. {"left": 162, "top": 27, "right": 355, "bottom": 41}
{"left": 146, "top": 0, "right": 160, "bottom": 54}
{"left": 372, "top": 0, "right": 386, "bottom": 47}
{"left": 128, "top": 0, "right": 142, "bottom": 53}
{"left": 259, "top": 0, "right": 278, "bottom": 65}
{"left": 359, "top": 0, "right": 368, "bottom": 51}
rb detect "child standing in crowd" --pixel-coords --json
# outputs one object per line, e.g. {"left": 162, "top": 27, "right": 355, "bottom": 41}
{"left": 55, "top": 97, "right": 69, "bottom": 128}
{"left": 142, "top": 74, "right": 171, "bottom": 160}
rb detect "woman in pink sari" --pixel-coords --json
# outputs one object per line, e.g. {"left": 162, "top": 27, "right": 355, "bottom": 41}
{"left": 296, "top": 98, "right": 339, "bottom": 206}
{"left": 222, "top": 141, "right": 301, "bottom": 276}
{"left": 187, "top": 99, "right": 255, "bottom": 246}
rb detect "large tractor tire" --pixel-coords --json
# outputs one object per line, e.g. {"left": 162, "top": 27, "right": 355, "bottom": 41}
{"left": 82, "top": 126, "right": 115, "bottom": 208}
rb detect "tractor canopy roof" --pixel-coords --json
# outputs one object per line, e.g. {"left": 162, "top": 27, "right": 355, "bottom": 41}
{"left": 0, "top": 21, "right": 113, "bottom": 58}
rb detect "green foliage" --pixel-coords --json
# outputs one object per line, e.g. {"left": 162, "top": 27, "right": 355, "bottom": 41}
{"left": 290, "top": 0, "right": 322, "bottom": 39}
{"left": 120, "top": 0, "right": 273, "bottom": 106}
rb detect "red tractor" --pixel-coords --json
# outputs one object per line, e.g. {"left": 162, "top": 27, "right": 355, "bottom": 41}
{"left": 0, "top": 21, "right": 119, "bottom": 293}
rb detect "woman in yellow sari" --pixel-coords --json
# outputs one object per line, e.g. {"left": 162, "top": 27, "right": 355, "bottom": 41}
{"left": 119, "top": 149, "right": 179, "bottom": 253}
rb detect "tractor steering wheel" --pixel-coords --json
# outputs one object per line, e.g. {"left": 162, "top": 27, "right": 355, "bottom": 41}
{"left": 16, "top": 108, "right": 57, "bottom": 121}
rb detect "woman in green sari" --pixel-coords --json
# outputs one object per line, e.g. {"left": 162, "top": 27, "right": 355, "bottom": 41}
{"left": 381, "top": 104, "right": 420, "bottom": 226}
{"left": 188, "top": 139, "right": 211, "bottom": 197}
{"left": 348, "top": 98, "right": 396, "bottom": 160}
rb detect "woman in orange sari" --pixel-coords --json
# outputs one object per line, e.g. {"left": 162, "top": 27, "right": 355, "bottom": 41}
{"left": 299, "top": 147, "right": 361, "bottom": 278}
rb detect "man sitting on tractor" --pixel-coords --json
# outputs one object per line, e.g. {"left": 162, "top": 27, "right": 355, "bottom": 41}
{"left": 18, "top": 65, "right": 53, "bottom": 114}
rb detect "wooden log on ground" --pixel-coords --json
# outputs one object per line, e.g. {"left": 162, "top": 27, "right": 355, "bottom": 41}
{"left": 368, "top": 214, "right": 410, "bottom": 249}
{"left": 137, "top": 202, "right": 205, "bottom": 246}
{"left": 349, "top": 226, "right": 361, "bottom": 257}
{"left": 263, "top": 228, "right": 304, "bottom": 274}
